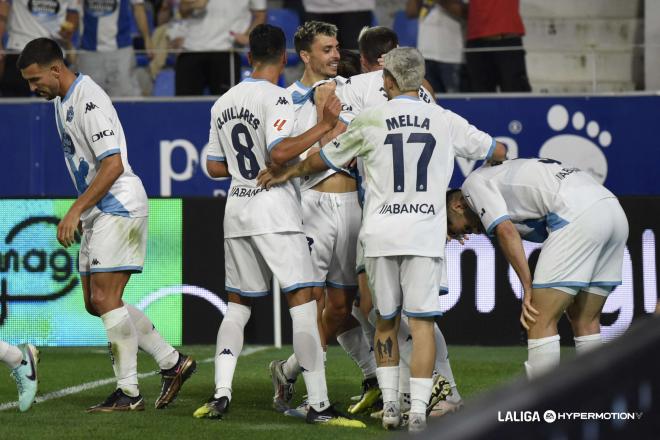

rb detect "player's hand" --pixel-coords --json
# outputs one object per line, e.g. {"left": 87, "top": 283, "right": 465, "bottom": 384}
{"left": 314, "top": 81, "right": 336, "bottom": 109}
{"left": 57, "top": 208, "right": 81, "bottom": 248}
{"left": 519, "top": 288, "right": 539, "bottom": 331}
{"left": 321, "top": 94, "right": 341, "bottom": 128}
{"left": 230, "top": 31, "right": 249, "bottom": 46}
{"left": 257, "top": 164, "right": 290, "bottom": 189}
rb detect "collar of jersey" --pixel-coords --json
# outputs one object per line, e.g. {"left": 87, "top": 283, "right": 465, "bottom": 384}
{"left": 242, "top": 77, "right": 269, "bottom": 83}
{"left": 393, "top": 95, "right": 420, "bottom": 102}
{"left": 63, "top": 73, "right": 84, "bottom": 103}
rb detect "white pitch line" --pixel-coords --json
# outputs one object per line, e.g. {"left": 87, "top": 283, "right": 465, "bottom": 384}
{"left": 0, "top": 346, "right": 268, "bottom": 412}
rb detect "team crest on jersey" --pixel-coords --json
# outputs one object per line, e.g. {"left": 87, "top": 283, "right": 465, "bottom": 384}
{"left": 66, "top": 106, "right": 74, "bottom": 122}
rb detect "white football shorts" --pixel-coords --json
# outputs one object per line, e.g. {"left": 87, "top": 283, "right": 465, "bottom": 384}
{"left": 79, "top": 214, "right": 147, "bottom": 275}
{"left": 302, "top": 190, "right": 361, "bottom": 289}
{"left": 224, "top": 232, "right": 322, "bottom": 297}
{"left": 364, "top": 255, "right": 446, "bottom": 319}
{"left": 532, "top": 198, "right": 629, "bottom": 296}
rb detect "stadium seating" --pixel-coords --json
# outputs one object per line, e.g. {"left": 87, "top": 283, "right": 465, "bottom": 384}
{"left": 152, "top": 68, "right": 175, "bottom": 96}
{"left": 392, "top": 9, "right": 418, "bottom": 48}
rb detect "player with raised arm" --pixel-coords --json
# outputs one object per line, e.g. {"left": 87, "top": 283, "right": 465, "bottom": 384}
{"left": 0, "top": 341, "right": 38, "bottom": 412}
{"left": 18, "top": 38, "right": 196, "bottom": 412}
{"left": 191, "top": 24, "right": 364, "bottom": 428}
{"left": 446, "top": 159, "right": 628, "bottom": 379}
{"left": 258, "top": 47, "right": 506, "bottom": 432}
{"left": 339, "top": 26, "right": 494, "bottom": 419}
{"left": 268, "top": 21, "right": 379, "bottom": 418}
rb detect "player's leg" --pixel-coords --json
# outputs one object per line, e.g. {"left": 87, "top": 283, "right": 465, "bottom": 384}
{"left": 125, "top": 303, "right": 196, "bottom": 409}
{"left": 271, "top": 192, "right": 330, "bottom": 407}
{"left": 524, "top": 287, "right": 574, "bottom": 379}
{"left": 194, "top": 237, "right": 260, "bottom": 419}
{"left": 566, "top": 198, "right": 629, "bottom": 355}
{"left": 400, "top": 256, "right": 443, "bottom": 433}
{"left": 365, "top": 255, "right": 403, "bottom": 430}
{"left": 1, "top": 340, "right": 39, "bottom": 412}
{"left": 428, "top": 264, "right": 461, "bottom": 416}
{"left": 566, "top": 290, "right": 608, "bottom": 354}
{"left": 259, "top": 232, "right": 364, "bottom": 428}
{"left": 85, "top": 215, "right": 148, "bottom": 412}
{"left": 87, "top": 270, "right": 144, "bottom": 411}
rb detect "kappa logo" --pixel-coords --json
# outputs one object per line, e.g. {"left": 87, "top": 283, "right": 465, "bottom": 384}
{"left": 276, "top": 96, "right": 289, "bottom": 105}
{"left": 332, "top": 139, "right": 340, "bottom": 149}
{"left": 306, "top": 236, "right": 314, "bottom": 253}
{"left": 219, "top": 348, "right": 234, "bottom": 356}
{"left": 91, "top": 258, "right": 100, "bottom": 266}
{"left": 66, "top": 106, "right": 74, "bottom": 122}
{"left": 273, "top": 119, "right": 287, "bottom": 131}
{"left": 480, "top": 208, "right": 486, "bottom": 218}
{"left": 85, "top": 102, "right": 98, "bottom": 113}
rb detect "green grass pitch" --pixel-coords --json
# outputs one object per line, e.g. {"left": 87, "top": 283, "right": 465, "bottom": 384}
{"left": 0, "top": 345, "right": 534, "bottom": 439}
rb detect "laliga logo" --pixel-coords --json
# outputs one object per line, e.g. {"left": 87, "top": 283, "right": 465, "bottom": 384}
{"left": 159, "top": 139, "right": 229, "bottom": 197}
{"left": 0, "top": 216, "right": 80, "bottom": 325}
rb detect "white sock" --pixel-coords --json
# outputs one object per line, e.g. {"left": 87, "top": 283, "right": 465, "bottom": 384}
{"left": 398, "top": 318, "right": 413, "bottom": 367}
{"left": 337, "top": 326, "right": 377, "bottom": 379}
{"left": 526, "top": 335, "right": 560, "bottom": 380}
{"left": 323, "top": 350, "right": 327, "bottom": 364}
{"left": 398, "top": 360, "right": 411, "bottom": 411}
{"left": 125, "top": 304, "right": 178, "bottom": 370}
{"left": 376, "top": 366, "right": 399, "bottom": 403}
{"left": 102, "top": 307, "right": 139, "bottom": 397}
{"left": 214, "top": 303, "right": 251, "bottom": 400}
{"left": 352, "top": 304, "right": 376, "bottom": 351}
{"left": 410, "top": 377, "right": 433, "bottom": 414}
{"left": 0, "top": 341, "right": 23, "bottom": 369}
{"left": 574, "top": 334, "right": 601, "bottom": 355}
{"left": 433, "top": 325, "right": 461, "bottom": 402}
{"left": 283, "top": 353, "right": 301, "bottom": 381}
{"left": 290, "top": 301, "right": 329, "bottom": 412}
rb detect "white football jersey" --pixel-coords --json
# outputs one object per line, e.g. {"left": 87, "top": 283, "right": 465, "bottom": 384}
{"left": 321, "top": 95, "right": 495, "bottom": 258}
{"left": 287, "top": 76, "right": 349, "bottom": 191}
{"left": 53, "top": 74, "right": 148, "bottom": 222}
{"left": 6, "top": 0, "right": 81, "bottom": 51}
{"left": 207, "top": 78, "right": 303, "bottom": 238}
{"left": 338, "top": 69, "right": 434, "bottom": 126}
{"left": 461, "top": 159, "right": 617, "bottom": 242}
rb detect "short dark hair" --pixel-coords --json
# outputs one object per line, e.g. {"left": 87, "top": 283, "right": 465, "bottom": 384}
{"left": 249, "top": 24, "right": 286, "bottom": 64}
{"left": 358, "top": 26, "right": 398, "bottom": 66}
{"left": 294, "top": 21, "right": 338, "bottom": 54}
{"left": 337, "top": 49, "right": 361, "bottom": 78}
{"left": 446, "top": 188, "right": 462, "bottom": 205}
{"left": 17, "top": 38, "right": 64, "bottom": 70}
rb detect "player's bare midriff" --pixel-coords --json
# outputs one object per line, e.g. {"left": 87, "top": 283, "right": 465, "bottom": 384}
{"left": 312, "top": 171, "right": 357, "bottom": 193}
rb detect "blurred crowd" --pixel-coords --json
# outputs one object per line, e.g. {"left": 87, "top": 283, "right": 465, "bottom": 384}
{"left": 0, "top": 0, "right": 531, "bottom": 97}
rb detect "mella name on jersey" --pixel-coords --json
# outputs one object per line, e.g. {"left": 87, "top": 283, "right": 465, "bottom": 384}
{"left": 385, "top": 115, "right": 430, "bottom": 131}
{"left": 216, "top": 106, "right": 261, "bottom": 131}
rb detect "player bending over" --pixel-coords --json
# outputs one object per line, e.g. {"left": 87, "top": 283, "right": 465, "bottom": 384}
{"left": 19, "top": 38, "right": 196, "bottom": 412}
{"left": 446, "top": 158, "right": 628, "bottom": 379}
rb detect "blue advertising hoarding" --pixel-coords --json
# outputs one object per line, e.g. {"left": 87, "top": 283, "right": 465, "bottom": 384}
{"left": 1, "top": 95, "right": 658, "bottom": 197}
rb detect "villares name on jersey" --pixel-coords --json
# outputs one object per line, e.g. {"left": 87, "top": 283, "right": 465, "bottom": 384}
{"left": 320, "top": 95, "right": 496, "bottom": 258}
{"left": 206, "top": 78, "right": 303, "bottom": 238}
